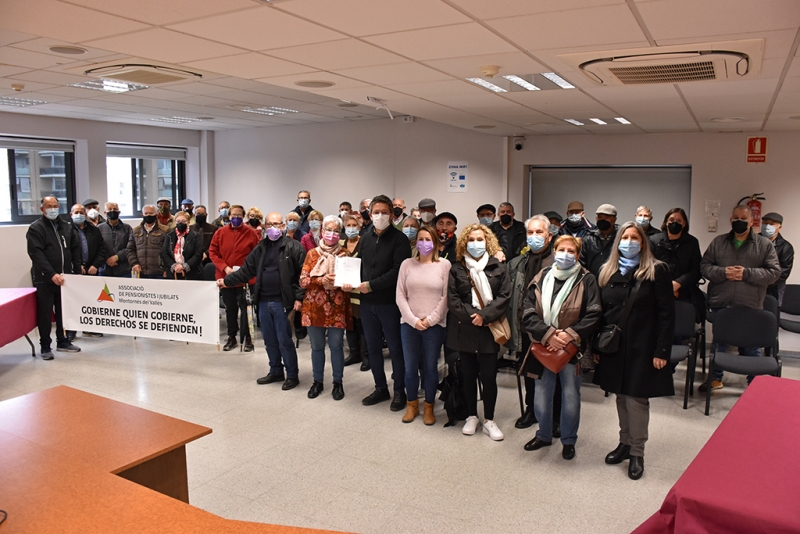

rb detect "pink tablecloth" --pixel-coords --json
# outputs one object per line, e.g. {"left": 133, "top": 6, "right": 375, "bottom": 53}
{"left": 0, "top": 288, "right": 37, "bottom": 348}
{"left": 634, "top": 375, "right": 800, "bottom": 534}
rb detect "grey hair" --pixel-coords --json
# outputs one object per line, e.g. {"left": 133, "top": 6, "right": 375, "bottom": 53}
{"left": 598, "top": 221, "right": 661, "bottom": 286}
{"left": 636, "top": 205, "right": 652, "bottom": 217}
{"left": 525, "top": 214, "right": 552, "bottom": 236}
{"left": 322, "top": 214, "right": 343, "bottom": 231}
{"left": 142, "top": 204, "right": 156, "bottom": 212}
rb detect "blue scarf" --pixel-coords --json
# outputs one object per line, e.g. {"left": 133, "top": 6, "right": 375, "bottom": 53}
{"left": 618, "top": 254, "right": 640, "bottom": 276}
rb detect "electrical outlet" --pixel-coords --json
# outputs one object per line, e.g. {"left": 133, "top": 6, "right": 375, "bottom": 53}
{"left": 402, "top": 116, "right": 415, "bottom": 123}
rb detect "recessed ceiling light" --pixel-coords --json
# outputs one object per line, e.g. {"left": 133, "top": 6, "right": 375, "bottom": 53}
{"left": 541, "top": 72, "right": 575, "bottom": 89}
{"left": 0, "top": 96, "right": 46, "bottom": 107}
{"left": 242, "top": 106, "right": 299, "bottom": 116}
{"left": 614, "top": 117, "right": 632, "bottom": 124}
{"left": 465, "top": 78, "right": 507, "bottom": 93}
{"left": 197, "top": 116, "right": 215, "bottom": 120}
{"left": 589, "top": 118, "right": 607, "bottom": 125}
{"left": 49, "top": 45, "right": 87, "bottom": 55}
{"left": 294, "top": 80, "right": 335, "bottom": 88}
{"left": 69, "top": 79, "right": 148, "bottom": 93}
{"left": 149, "top": 116, "right": 202, "bottom": 124}
{"left": 564, "top": 119, "right": 584, "bottom": 126}
{"left": 526, "top": 122, "right": 554, "bottom": 127}
{"left": 710, "top": 117, "right": 745, "bottom": 123}
{"left": 473, "top": 125, "right": 496, "bottom": 129}
{"left": 502, "top": 75, "right": 540, "bottom": 91}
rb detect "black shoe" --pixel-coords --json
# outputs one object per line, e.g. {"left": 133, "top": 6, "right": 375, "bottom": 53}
{"left": 605, "top": 443, "right": 631, "bottom": 465}
{"left": 256, "top": 373, "right": 285, "bottom": 385}
{"left": 553, "top": 420, "right": 562, "bottom": 438}
{"left": 360, "top": 359, "right": 370, "bottom": 372}
{"left": 223, "top": 336, "right": 237, "bottom": 351}
{"left": 362, "top": 388, "right": 390, "bottom": 406}
{"left": 562, "top": 444, "right": 576, "bottom": 460}
{"left": 343, "top": 352, "right": 361, "bottom": 366}
{"left": 56, "top": 343, "right": 81, "bottom": 353}
{"left": 628, "top": 455, "right": 644, "bottom": 480}
{"left": 243, "top": 337, "right": 254, "bottom": 352}
{"left": 524, "top": 437, "right": 552, "bottom": 451}
{"left": 66, "top": 332, "right": 77, "bottom": 342}
{"left": 332, "top": 382, "right": 344, "bottom": 401}
{"left": 41, "top": 350, "right": 54, "bottom": 361}
{"left": 282, "top": 378, "right": 299, "bottom": 391}
{"left": 307, "top": 381, "right": 324, "bottom": 399}
{"left": 390, "top": 390, "right": 407, "bottom": 411}
{"left": 515, "top": 408, "right": 537, "bottom": 429}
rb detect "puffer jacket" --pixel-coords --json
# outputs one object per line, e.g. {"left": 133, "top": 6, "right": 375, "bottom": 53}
{"left": 505, "top": 249, "right": 553, "bottom": 352}
{"left": 700, "top": 229, "right": 781, "bottom": 310}
{"left": 127, "top": 223, "right": 168, "bottom": 276}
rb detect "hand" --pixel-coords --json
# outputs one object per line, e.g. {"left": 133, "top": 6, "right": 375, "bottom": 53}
{"left": 494, "top": 250, "right": 506, "bottom": 262}
{"left": 293, "top": 300, "right": 303, "bottom": 312}
{"left": 132, "top": 265, "right": 141, "bottom": 274}
{"left": 106, "top": 255, "right": 118, "bottom": 267}
{"left": 202, "top": 252, "right": 208, "bottom": 261}
{"left": 324, "top": 273, "right": 336, "bottom": 284}
{"left": 420, "top": 318, "right": 430, "bottom": 329}
{"left": 342, "top": 284, "right": 353, "bottom": 292}
{"left": 593, "top": 353, "right": 600, "bottom": 364}
{"left": 470, "top": 313, "right": 484, "bottom": 326}
{"left": 224, "top": 266, "right": 234, "bottom": 275}
{"left": 548, "top": 330, "right": 572, "bottom": 350}
{"left": 672, "top": 280, "right": 681, "bottom": 298}
{"left": 725, "top": 265, "right": 744, "bottom": 281}
{"left": 174, "top": 264, "right": 185, "bottom": 274}
{"left": 51, "top": 274, "right": 65, "bottom": 286}
{"left": 88, "top": 266, "right": 98, "bottom": 275}
{"left": 653, "top": 357, "right": 667, "bottom": 370}
{"left": 81, "top": 266, "right": 86, "bottom": 275}
{"left": 216, "top": 279, "right": 226, "bottom": 288}
{"left": 415, "top": 319, "right": 428, "bottom": 331}
{"left": 356, "top": 282, "right": 369, "bottom": 293}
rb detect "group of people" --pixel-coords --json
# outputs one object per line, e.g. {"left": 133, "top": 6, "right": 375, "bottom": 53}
{"left": 27, "top": 190, "right": 793, "bottom": 481}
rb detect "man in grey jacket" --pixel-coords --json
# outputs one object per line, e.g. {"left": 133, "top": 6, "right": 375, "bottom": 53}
{"left": 700, "top": 205, "right": 780, "bottom": 391}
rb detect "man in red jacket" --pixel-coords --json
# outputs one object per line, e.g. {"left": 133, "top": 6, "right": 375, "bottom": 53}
{"left": 209, "top": 204, "right": 259, "bottom": 351}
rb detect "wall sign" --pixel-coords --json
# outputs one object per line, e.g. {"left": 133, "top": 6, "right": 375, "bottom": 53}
{"left": 447, "top": 161, "right": 468, "bottom": 192}
{"left": 747, "top": 136, "right": 767, "bottom": 163}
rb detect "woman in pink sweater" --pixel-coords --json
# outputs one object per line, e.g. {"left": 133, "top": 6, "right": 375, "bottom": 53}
{"left": 396, "top": 226, "right": 451, "bottom": 425}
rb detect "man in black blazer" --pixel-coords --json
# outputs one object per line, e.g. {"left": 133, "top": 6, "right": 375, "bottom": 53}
{"left": 66, "top": 203, "right": 107, "bottom": 341}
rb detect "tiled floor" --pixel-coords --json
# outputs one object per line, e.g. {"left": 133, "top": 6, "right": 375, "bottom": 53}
{"left": 1, "top": 328, "right": 798, "bottom": 533}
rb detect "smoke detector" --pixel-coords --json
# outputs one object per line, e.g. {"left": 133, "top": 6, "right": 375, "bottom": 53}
{"left": 480, "top": 65, "right": 500, "bottom": 78}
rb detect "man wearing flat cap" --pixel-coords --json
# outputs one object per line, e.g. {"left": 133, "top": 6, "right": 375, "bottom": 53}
{"left": 83, "top": 198, "right": 105, "bottom": 224}
{"left": 418, "top": 198, "right": 437, "bottom": 226}
{"left": 434, "top": 211, "right": 458, "bottom": 263}
{"left": 762, "top": 212, "right": 794, "bottom": 306}
{"left": 180, "top": 198, "right": 196, "bottom": 225}
{"left": 580, "top": 203, "right": 619, "bottom": 277}
{"left": 156, "top": 196, "right": 175, "bottom": 231}
{"left": 560, "top": 201, "right": 593, "bottom": 238}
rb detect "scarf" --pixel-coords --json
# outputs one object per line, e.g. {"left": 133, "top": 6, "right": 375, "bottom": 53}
{"left": 173, "top": 226, "right": 189, "bottom": 264}
{"left": 619, "top": 254, "right": 640, "bottom": 276}
{"left": 464, "top": 253, "right": 492, "bottom": 308}
{"left": 310, "top": 239, "right": 343, "bottom": 289}
{"left": 541, "top": 263, "right": 581, "bottom": 328}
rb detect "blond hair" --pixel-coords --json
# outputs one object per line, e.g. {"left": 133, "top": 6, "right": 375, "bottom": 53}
{"left": 598, "top": 221, "right": 661, "bottom": 286}
{"left": 455, "top": 223, "right": 500, "bottom": 261}
{"left": 174, "top": 211, "right": 191, "bottom": 224}
{"left": 553, "top": 235, "right": 582, "bottom": 256}
{"left": 247, "top": 206, "right": 263, "bottom": 219}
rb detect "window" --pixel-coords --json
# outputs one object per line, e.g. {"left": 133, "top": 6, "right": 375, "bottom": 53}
{"left": 0, "top": 137, "right": 75, "bottom": 223}
{"left": 106, "top": 144, "right": 186, "bottom": 217}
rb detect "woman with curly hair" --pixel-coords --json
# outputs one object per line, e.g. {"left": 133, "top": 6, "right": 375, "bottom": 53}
{"left": 447, "top": 223, "right": 511, "bottom": 440}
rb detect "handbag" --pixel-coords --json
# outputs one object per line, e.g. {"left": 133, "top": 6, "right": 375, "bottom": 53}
{"left": 592, "top": 278, "right": 641, "bottom": 354}
{"left": 463, "top": 263, "right": 511, "bottom": 346}
{"left": 531, "top": 340, "right": 579, "bottom": 374}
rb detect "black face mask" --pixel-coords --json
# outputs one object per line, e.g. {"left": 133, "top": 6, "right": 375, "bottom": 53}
{"left": 732, "top": 220, "right": 749, "bottom": 234}
{"left": 361, "top": 209, "right": 371, "bottom": 221}
{"left": 182, "top": 207, "right": 193, "bottom": 214}
{"left": 667, "top": 222, "right": 683, "bottom": 235}
{"left": 195, "top": 214, "right": 207, "bottom": 226}
{"left": 106, "top": 211, "right": 120, "bottom": 221}
{"left": 596, "top": 219, "right": 612, "bottom": 231}
{"left": 392, "top": 207, "right": 403, "bottom": 218}
{"left": 500, "top": 214, "right": 513, "bottom": 225}
{"left": 248, "top": 218, "right": 261, "bottom": 228}
{"left": 176, "top": 222, "right": 188, "bottom": 233}
{"left": 143, "top": 215, "right": 157, "bottom": 225}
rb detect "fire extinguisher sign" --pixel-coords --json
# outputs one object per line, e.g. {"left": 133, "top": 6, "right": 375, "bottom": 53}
{"left": 747, "top": 136, "right": 767, "bottom": 163}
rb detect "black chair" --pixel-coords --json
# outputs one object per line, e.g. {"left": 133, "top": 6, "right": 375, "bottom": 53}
{"left": 705, "top": 307, "right": 781, "bottom": 416}
{"left": 763, "top": 294, "right": 780, "bottom": 355}
{"left": 670, "top": 301, "right": 697, "bottom": 409}
{"left": 778, "top": 284, "right": 800, "bottom": 334}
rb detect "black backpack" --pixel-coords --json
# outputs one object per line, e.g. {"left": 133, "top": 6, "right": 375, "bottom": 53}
{"left": 438, "top": 359, "right": 469, "bottom": 427}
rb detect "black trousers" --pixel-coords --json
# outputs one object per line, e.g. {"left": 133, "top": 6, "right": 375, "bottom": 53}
{"left": 221, "top": 286, "right": 246, "bottom": 337}
{"left": 36, "top": 282, "right": 66, "bottom": 351}
{"left": 460, "top": 351, "right": 498, "bottom": 420}
{"left": 345, "top": 317, "right": 369, "bottom": 360}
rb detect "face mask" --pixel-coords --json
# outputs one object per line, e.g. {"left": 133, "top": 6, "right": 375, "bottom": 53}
{"left": 340, "top": 210, "right": 349, "bottom": 219}
{"left": 309, "top": 220, "right": 321, "bottom": 231}
{"left": 372, "top": 213, "right": 390, "bottom": 231}
{"left": 527, "top": 234, "right": 546, "bottom": 252}
{"left": 438, "top": 230, "right": 454, "bottom": 245}
{"left": 44, "top": 208, "right": 60, "bottom": 221}
{"left": 618, "top": 239, "right": 641, "bottom": 259}
{"left": 195, "top": 214, "right": 207, "bottom": 226}
{"left": 360, "top": 209, "right": 371, "bottom": 221}
{"left": 479, "top": 216, "right": 494, "bottom": 226}
{"left": 287, "top": 220, "right": 299, "bottom": 231}
{"left": 731, "top": 219, "right": 749, "bottom": 235}
{"left": 635, "top": 216, "right": 650, "bottom": 228}
{"left": 106, "top": 211, "right": 120, "bottom": 221}
{"left": 143, "top": 215, "right": 157, "bottom": 225}
{"left": 248, "top": 218, "right": 260, "bottom": 228}
{"left": 72, "top": 214, "right": 85, "bottom": 224}
{"left": 500, "top": 214, "right": 513, "bottom": 225}
{"left": 568, "top": 214, "right": 582, "bottom": 224}
{"left": 554, "top": 251, "right": 576, "bottom": 270}
{"left": 298, "top": 199, "right": 310, "bottom": 208}
{"left": 176, "top": 222, "right": 188, "bottom": 233}
{"left": 667, "top": 221, "right": 683, "bottom": 235}
{"left": 266, "top": 227, "right": 282, "bottom": 241}
{"left": 762, "top": 224, "right": 777, "bottom": 238}
{"left": 392, "top": 207, "right": 403, "bottom": 218}
{"left": 219, "top": 208, "right": 229, "bottom": 218}
{"left": 87, "top": 209, "right": 99, "bottom": 220}
{"left": 420, "top": 212, "right": 434, "bottom": 224}
{"left": 466, "top": 241, "right": 486, "bottom": 258}
{"left": 159, "top": 205, "right": 169, "bottom": 215}
{"left": 323, "top": 231, "right": 339, "bottom": 245}
{"left": 403, "top": 227, "right": 418, "bottom": 240}
{"left": 345, "top": 227, "right": 359, "bottom": 239}
{"left": 596, "top": 219, "right": 612, "bottom": 232}
{"left": 183, "top": 207, "right": 193, "bottom": 214}
{"left": 550, "top": 224, "right": 560, "bottom": 236}
{"left": 417, "top": 240, "right": 435, "bottom": 256}
{"left": 230, "top": 216, "right": 243, "bottom": 228}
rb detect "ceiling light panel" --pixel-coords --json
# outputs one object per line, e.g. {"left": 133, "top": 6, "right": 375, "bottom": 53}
{"left": 69, "top": 79, "right": 148, "bottom": 93}
{"left": 589, "top": 118, "right": 606, "bottom": 124}
{"left": 503, "top": 75, "right": 540, "bottom": 91}
{"left": 465, "top": 78, "right": 507, "bottom": 93}
{"left": 149, "top": 116, "right": 202, "bottom": 124}
{"left": 541, "top": 72, "right": 576, "bottom": 89}
{"left": 242, "top": 106, "right": 300, "bottom": 115}
{"left": 564, "top": 119, "right": 584, "bottom": 126}
{"left": 0, "top": 96, "right": 47, "bottom": 107}
{"left": 614, "top": 117, "right": 632, "bottom": 124}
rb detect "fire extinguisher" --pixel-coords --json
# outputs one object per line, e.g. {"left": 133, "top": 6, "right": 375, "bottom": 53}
{"left": 738, "top": 193, "right": 765, "bottom": 230}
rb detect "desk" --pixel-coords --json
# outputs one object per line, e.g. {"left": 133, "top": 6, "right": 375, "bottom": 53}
{"left": 0, "top": 287, "right": 37, "bottom": 356}
{"left": 634, "top": 376, "right": 800, "bottom": 534}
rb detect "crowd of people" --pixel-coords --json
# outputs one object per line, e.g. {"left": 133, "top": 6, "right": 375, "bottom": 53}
{"left": 26, "top": 191, "right": 793, "bottom": 480}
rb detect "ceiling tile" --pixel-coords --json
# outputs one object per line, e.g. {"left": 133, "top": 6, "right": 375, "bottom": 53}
{"left": 9, "top": 69, "right": 90, "bottom": 86}
{"left": 83, "top": 29, "right": 245, "bottom": 64}
{"left": 655, "top": 29, "right": 798, "bottom": 60}
{"left": 9, "top": 38, "right": 120, "bottom": 62}
{"left": 503, "top": 89, "right": 617, "bottom": 116}
{"left": 0, "top": 64, "right": 33, "bottom": 78}
{"left": 423, "top": 52, "right": 548, "bottom": 79}
{"left": 266, "top": 39, "right": 407, "bottom": 71}
{"left": 333, "top": 62, "right": 452, "bottom": 86}
{"left": 184, "top": 53, "right": 316, "bottom": 80}
{"left": 0, "top": 46, "right": 76, "bottom": 69}
{"left": 363, "top": 23, "right": 517, "bottom": 61}
{"left": 167, "top": 7, "right": 345, "bottom": 52}
{"left": 448, "top": 0, "right": 625, "bottom": 20}
{"left": 61, "top": 0, "right": 257, "bottom": 25}
{"left": 254, "top": 72, "right": 371, "bottom": 92}
{"left": 0, "top": 29, "right": 38, "bottom": 46}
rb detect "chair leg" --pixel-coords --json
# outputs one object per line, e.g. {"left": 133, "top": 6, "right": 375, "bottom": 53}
{"left": 516, "top": 371, "right": 525, "bottom": 418}
{"left": 704, "top": 350, "right": 714, "bottom": 416}
{"left": 683, "top": 354, "right": 691, "bottom": 410}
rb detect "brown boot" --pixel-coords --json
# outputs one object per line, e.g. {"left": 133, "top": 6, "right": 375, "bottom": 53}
{"left": 402, "top": 399, "right": 419, "bottom": 423}
{"left": 423, "top": 401, "right": 435, "bottom": 426}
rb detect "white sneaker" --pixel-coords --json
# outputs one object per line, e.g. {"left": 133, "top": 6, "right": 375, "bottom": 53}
{"left": 462, "top": 415, "right": 480, "bottom": 435}
{"left": 482, "top": 419, "right": 504, "bottom": 441}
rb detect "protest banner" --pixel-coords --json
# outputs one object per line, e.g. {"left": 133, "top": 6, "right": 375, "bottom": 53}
{"left": 61, "top": 274, "right": 219, "bottom": 345}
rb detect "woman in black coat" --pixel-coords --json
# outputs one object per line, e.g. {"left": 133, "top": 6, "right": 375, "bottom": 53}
{"left": 593, "top": 221, "right": 674, "bottom": 480}
{"left": 447, "top": 223, "right": 511, "bottom": 441}
{"left": 161, "top": 211, "right": 203, "bottom": 280}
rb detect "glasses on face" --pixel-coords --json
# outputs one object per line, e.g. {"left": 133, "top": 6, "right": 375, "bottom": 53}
{"left": 264, "top": 222, "right": 282, "bottom": 228}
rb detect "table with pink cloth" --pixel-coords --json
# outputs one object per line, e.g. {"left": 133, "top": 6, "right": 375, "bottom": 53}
{"left": 634, "top": 375, "right": 800, "bottom": 534}
{"left": 0, "top": 287, "right": 38, "bottom": 356}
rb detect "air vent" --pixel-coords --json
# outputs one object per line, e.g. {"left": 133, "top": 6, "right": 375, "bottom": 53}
{"left": 608, "top": 60, "right": 716, "bottom": 85}
{"left": 84, "top": 64, "right": 202, "bottom": 85}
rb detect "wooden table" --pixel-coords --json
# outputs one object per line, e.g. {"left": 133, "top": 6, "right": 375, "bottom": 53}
{"left": 0, "top": 287, "right": 38, "bottom": 356}
{"left": 0, "top": 386, "right": 339, "bottom": 533}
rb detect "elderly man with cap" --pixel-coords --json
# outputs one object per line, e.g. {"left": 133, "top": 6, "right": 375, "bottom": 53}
{"left": 434, "top": 211, "right": 458, "bottom": 263}
{"left": 83, "top": 198, "right": 105, "bottom": 224}
{"left": 180, "top": 198, "right": 196, "bottom": 225}
{"left": 544, "top": 211, "right": 563, "bottom": 237}
{"left": 580, "top": 204, "right": 619, "bottom": 277}
{"left": 477, "top": 203, "right": 496, "bottom": 226}
{"left": 418, "top": 198, "right": 437, "bottom": 226}
{"left": 156, "top": 197, "right": 175, "bottom": 231}
{"left": 762, "top": 212, "right": 794, "bottom": 306}
{"left": 560, "top": 201, "right": 593, "bottom": 238}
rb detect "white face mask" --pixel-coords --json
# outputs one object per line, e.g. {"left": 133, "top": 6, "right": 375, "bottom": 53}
{"left": 420, "top": 212, "right": 434, "bottom": 223}
{"left": 87, "top": 208, "right": 99, "bottom": 220}
{"left": 339, "top": 210, "right": 349, "bottom": 219}
{"left": 372, "top": 213, "right": 390, "bottom": 231}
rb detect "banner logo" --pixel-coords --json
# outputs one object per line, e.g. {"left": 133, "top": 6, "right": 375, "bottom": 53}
{"left": 97, "top": 283, "right": 115, "bottom": 303}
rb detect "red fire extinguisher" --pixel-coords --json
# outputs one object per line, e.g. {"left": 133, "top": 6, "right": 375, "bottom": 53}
{"left": 738, "top": 193, "right": 765, "bottom": 230}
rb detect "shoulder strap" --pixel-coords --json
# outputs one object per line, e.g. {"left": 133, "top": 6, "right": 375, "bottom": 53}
{"left": 618, "top": 278, "right": 642, "bottom": 327}
{"left": 462, "top": 261, "right": 485, "bottom": 309}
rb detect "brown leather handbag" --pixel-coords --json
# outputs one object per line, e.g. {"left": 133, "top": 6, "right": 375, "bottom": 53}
{"left": 531, "top": 340, "right": 579, "bottom": 374}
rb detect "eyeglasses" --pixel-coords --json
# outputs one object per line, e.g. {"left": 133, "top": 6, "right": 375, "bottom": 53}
{"left": 264, "top": 222, "right": 283, "bottom": 228}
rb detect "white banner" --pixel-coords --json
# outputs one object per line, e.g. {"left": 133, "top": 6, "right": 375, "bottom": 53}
{"left": 61, "top": 274, "right": 220, "bottom": 345}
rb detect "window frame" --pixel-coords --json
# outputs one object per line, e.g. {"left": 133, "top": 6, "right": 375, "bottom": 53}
{"left": 3, "top": 145, "right": 76, "bottom": 225}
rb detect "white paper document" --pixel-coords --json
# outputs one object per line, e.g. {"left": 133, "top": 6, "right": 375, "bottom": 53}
{"left": 334, "top": 256, "right": 362, "bottom": 287}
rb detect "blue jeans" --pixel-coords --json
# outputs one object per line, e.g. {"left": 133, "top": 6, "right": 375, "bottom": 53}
{"left": 401, "top": 323, "right": 444, "bottom": 403}
{"left": 258, "top": 300, "right": 299, "bottom": 379}
{"left": 308, "top": 326, "right": 345, "bottom": 383}
{"left": 534, "top": 363, "right": 581, "bottom": 445}
{"left": 360, "top": 301, "right": 404, "bottom": 392}
{"left": 710, "top": 308, "right": 762, "bottom": 382}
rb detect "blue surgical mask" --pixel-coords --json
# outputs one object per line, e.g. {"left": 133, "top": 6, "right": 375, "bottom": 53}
{"left": 568, "top": 213, "right": 582, "bottom": 224}
{"left": 298, "top": 198, "right": 310, "bottom": 208}
{"left": 286, "top": 220, "right": 299, "bottom": 231}
{"left": 71, "top": 213, "right": 85, "bottom": 224}
{"left": 550, "top": 224, "right": 560, "bottom": 236}
{"left": 635, "top": 216, "right": 650, "bottom": 228}
{"left": 45, "top": 208, "right": 60, "bottom": 221}
{"left": 403, "top": 227, "right": 418, "bottom": 240}
{"left": 554, "top": 251, "right": 576, "bottom": 270}
{"left": 345, "top": 227, "right": 359, "bottom": 239}
{"left": 762, "top": 224, "right": 777, "bottom": 238}
{"left": 527, "top": 234, "right": 545, "bottom": 252}
{"left": 309, "top": 220, "right": 321, "bottom": 231}
{"left": 219, "top": 208, "right": 229, "bottom": 218}
{"left": 618, "top": 239, "right": 641, "bottom": 259}
{"left": 479, "top": 216, "right": 493, "bottom": 226}
{"left": 466, "top": 241, "right": 486, "bottom": 258}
